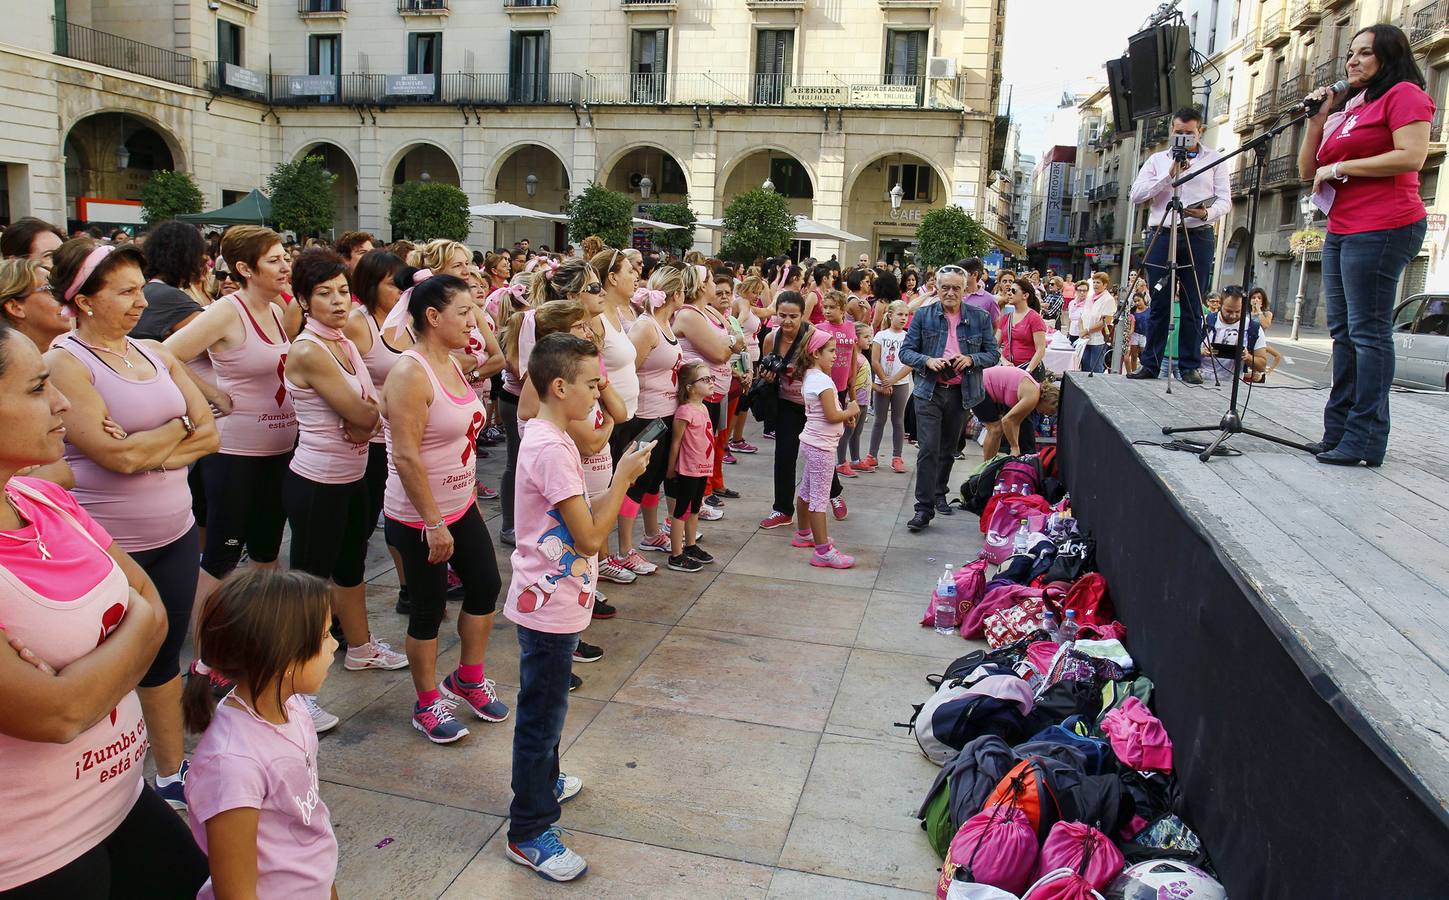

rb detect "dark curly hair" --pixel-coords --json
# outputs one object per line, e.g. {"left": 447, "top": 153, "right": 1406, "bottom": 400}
{"left": 142, "top": 221, "right": 206, "bottom": 287}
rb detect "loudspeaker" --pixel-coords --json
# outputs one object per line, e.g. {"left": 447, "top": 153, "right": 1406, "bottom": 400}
{"left": 1105, "top": 57, "right": 1135, "bottom": 133}
{"left": 1127, "top": 24, "right": 1193, "bottom": 120}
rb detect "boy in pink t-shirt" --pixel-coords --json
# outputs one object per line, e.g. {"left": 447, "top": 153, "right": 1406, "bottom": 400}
{"left": 502, "top": 333, "right": 653, "bottom": 883}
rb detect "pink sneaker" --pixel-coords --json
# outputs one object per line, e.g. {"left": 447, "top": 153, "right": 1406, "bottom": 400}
{"left": 476, "top": 484, "right": 499, "bottom": 500}
{"left": 639, "top": 531, "right": 672, "bottom": 553}
{"left": 790, "top": 529, "right": 814, "bottom": 548}
{"left": 835, "top": 463, "right": 857, "bottom": 478}
{"left": 723, "top": 451, "right": 738, "bottom": 465}
{"left": 617, "top": 550, "right": 657, "bottom": 576}
{"left": 728, "top": 439, "right": 759, "bottom": 454}
{"left": 852, "top": 459, "right": 876, "bottom": 474}
{"left": 831, "top": 497, "right": 848, "bottom": 521}
{"left": 811, "top": 545, "right": 856, "bottom": 569}
{"left": 891, "top": 456, "right": 906, "bottom": 474}
{"left": 759, "top": 511, "right": 794, "bottom": 529}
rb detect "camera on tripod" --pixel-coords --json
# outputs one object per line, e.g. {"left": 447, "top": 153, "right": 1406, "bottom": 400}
{"left": 1170, "top": 132, "right": 1194, "bottom": 160}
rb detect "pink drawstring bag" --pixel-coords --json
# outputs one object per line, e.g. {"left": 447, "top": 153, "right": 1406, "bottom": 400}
{"left": 1100, "top": 697, "right": 1174, "bottom": 772}
{"left": 937, "top": 806, "right": 1039, "bottom": 899}
{"left": 1026, "top": 641, "right": 1060, "bottom": 679}
{"left": 1032, "top": 821, "right": 1125, "bottom": 889}
{"left": 922, "top": 560, "right": 990, "bottom": 628}
{"left": 1019, "top": 868, "right": 1103, "bottom": 900}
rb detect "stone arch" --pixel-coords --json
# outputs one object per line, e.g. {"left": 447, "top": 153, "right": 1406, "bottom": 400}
{"left": 484, "top": 141, "right": 574, "bottom": 198}
{"left": 841, "top": 150, "right": 954, "bottom": 206}
{"left": 597, "top": 142, "right": 692, "bottom": 199}
{"left": 380, "top": 140, "right": 462, "bottom": 189}
{"left": 716, "top": 145, "right": 819, "bottom": 201}
{"left": 295, "top": 141, "right": 360, "bottom": 234}
{"left": 60, "top": 106, "right": 188, "bottom": 175}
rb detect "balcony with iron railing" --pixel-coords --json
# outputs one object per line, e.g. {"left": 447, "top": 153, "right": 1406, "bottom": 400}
{"left": 1234, "top": 104, "right": 1255, "bottom": 133}
{"left": 1410, "top": 0, "right": 1449, "bottom": 52}
{"left": 397, "top": 0, "right": 449, "bottom": 14}
{"left": 1242, "top": 27, "right": 1263, "bottom": 62}
{"left": 1099, "top": 181, "right": 1119, "bottom": 201}
{"left": 1143, "top": 115, "right": 1170, "bottom": 145}
{"left": 1277, "top": 74, "right": 1304, "bottom": 111}
{"left": 1291, "top": 0, "right": 1321, "bottom": 29}
{"left": 1313, "top": 58, "right": 1339, "bottom": 88}
{"left": 1210, "top": 88, "right": 1231, "bottom": 122}
{"left": 1431, "top": 109, "right": 1447, "bottom": 154}
{"left": 54, "top": 19, "right": 198, "bottom": 88}
{"left": 1261, "top": 11, "right": 1289, "bottom": 47}
{"left": 503, "top": 0, "right": 558, "bottom": 10}
{"left": 1265, "top": 155, "right": 1297, "bottom": 188}
{"left": 1253, "top": 91, "right": 1277, "bottom": 123}
{"left": 298, "top": 0, "right": 346, "bottom": 15}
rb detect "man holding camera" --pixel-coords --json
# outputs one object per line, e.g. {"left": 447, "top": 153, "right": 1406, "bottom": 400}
{"left": 1127, "top": 107, "right": 1231, "bottom": 385}
{"left": 1202, "top": 286, "right": 1268, "bottom": 382}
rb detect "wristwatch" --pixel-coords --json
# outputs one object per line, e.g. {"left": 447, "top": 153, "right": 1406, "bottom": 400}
{"left": 178, "top": 414, "right": 196, "bottom": 436}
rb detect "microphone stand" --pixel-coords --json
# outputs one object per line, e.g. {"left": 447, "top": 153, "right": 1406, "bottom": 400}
{"left": 1159, "top": 107, "right": 1316, "bottom": 462}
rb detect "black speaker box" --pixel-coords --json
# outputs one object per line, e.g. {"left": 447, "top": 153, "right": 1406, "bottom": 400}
{"left": 1127, "top": 24, "right": 1193, "bottom": 120}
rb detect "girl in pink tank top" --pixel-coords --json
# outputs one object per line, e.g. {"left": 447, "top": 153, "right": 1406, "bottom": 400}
{"left": 379, "top": 271, "right": 504, "bottom": 743}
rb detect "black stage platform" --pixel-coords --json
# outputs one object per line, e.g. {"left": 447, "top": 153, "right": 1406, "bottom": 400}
{"left": 1058, "top": 372, "right": 1449, "bottom": 898}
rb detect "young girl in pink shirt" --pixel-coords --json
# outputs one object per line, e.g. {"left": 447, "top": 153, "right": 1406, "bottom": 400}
{"left": 183, "top": 569, "right": 340, "bottom": 900}
{"left": 793, "top": 330, "right": 859, "bottom": 569}
{"left": 665, "top": 361, "right": 715, "bottom": 573}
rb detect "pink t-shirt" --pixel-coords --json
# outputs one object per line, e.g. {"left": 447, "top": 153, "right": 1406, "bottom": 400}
{"left": 0, "top": 476, "right": 113, "bottom": 597}
{"left": 186, "top": 694, "right": 337, "bottom": 900}
{"left": 1317, "top": 82, "right": 1434, "bottom": 235}
{"left": 940, "top": 311, "right": 963, "bottom": 387}
{"left": 817, "top": 320, "right": 857, "bottom": 392}
{"left": 580, "top": 401, "right": 613, "bottom": 498}
{"left": 673, "top": 402, "right": 714, "bottom": 477}
{"left": 503, "top": 419, "right": 597, "bottom": 634}
{"left": 800, "top": 369, "right": 845, "bottom": 452}
{"left": 983, "top": 364, "right": 1033, "bottom": 405}
{"left": 998, "top": 309, "right": 1047, "bottom": 366}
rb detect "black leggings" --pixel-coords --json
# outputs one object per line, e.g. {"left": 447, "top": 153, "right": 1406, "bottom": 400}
{"left": 365, "top": 441, "right": 388, "bottom": 539}
{"left": 626, "top": 415, "right": 675, "bottom": 503}
{"left": 0, "top": 785, "right": 208, "bottom": 899}
{"left": 609, "top": 414, "right": 648, "bottom": 465}
{"left": 201, "top": 451, "right": 291, "bottom": 578}
{"left": 771, "top": 401, "right": 841, "bottom": 517}
{"left": 186, "top": 456, "right": 206, "bottom": 528}
{"left": 498, "top": 392, "right": 521, "bottom": 532}
{"left": 130, "top": 526, "right": 200, "bottom": 688}
{"left": 385, "top": 505, "right": 501, "bottom": 641}
{"left": 283, "top": 472, "right": 371, "bottom": 588}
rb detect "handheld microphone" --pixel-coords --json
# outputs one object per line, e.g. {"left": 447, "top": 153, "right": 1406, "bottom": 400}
{"left": 1302, "top": 80, "right": 1350, "bottom": 116}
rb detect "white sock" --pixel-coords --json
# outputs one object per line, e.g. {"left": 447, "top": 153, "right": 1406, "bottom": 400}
{"left": 157, "top": 766, "right": 186, "bottom": 786}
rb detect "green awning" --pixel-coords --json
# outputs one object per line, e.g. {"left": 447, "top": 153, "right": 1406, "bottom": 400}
{"left": 178, "top": 189, "right": 272, "bottom": 226}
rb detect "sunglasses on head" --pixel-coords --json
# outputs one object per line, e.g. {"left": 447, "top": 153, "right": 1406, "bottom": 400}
{"left": 938, "top": 265, "right": 967, "bottom": 276}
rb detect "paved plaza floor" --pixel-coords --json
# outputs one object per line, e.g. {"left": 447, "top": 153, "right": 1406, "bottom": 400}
{"left": 307, "top": 435, "right": 989, "bottom": 898}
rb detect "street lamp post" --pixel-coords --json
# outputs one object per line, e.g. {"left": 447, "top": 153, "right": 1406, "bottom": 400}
{"left": 1291, "top": 194, "right": 1313, "bottom": 342}
{"left": 639, "top": 175, "right": 653, "bottom": 200}
{"left": 889, "top": 182, "right": 904, "bottom": 210}
{"left": 525, "top": 172, "right": 538, "bottom": 198}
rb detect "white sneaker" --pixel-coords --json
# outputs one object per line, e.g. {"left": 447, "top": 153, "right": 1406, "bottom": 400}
{"left": 344, "top": 639, "right": 410, "bottom": 671}
{"left": 555, "top": 773, "right": 583, "bottom": 803}
{"left": 506, "top": 827, "right": 588, "bottom": 882}
{"left": 597, "top": 557, "right": 637, "bottom": 584}
{"left": 617, "top": 551, "right": 657, "bottom": 576}
{"left": 303, "top": 694, "right": 339, "bottom": 733}
{"left": 698, "top": 504, "right": 724, "bottom": 521}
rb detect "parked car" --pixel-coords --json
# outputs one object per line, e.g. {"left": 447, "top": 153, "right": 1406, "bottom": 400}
{"left": 1392, "top": 293, "right": 1449, "bottom": 390}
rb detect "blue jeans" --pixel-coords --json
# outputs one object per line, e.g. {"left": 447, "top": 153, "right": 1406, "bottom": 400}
{"left": 1321, "top": 218, "right": 1426, "bottom": 460}
{"left": 1140, "top": 225, "right": 1215, "bottom": 375}
{"left": 1080, "top": 343, "right": 1108, "bottom": 373}
{"left": 508, "top": 625, "right": 579, "bottom": 843}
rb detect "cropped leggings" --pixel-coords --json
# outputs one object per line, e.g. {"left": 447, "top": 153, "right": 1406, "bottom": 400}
{"left": 283, "top": 472, "right": 371, "bottom": 588}
{"left": 200, "top": 451, "right": 291, "bottom": 578}
{"left": 129, "top": 525, "right": 200, "bottom": 688}
{"left": 385, "top": 505, "right": 501, "bottom": 642}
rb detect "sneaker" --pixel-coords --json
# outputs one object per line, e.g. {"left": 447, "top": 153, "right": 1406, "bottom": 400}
{"left": 591, "top": 598, "right": 617, "bottom": 620}
{"left": 759, "top": 511, "right": 793, "bottom": 529}
{"left": 500, "top": 528, "right": 516, "bottom": 547}
{"left": 861, "top": 454, "right": 878, "bottom": 469}
{"left": 728, "top": 439, "right": 759, "bottom": 453}
{"left": 762, "top": 431, "right": 776, "bottom": 440}
{"left": 555, "top": 773, "right": 583, "bottom": 803}
{"left": 835, "top": 463, "right": 857, "bottom": 478}
{"left": 668, "top": 554, "right": 704, "bottom": 573}
{"left": 853, "top": 459, "right": 876, "bottom": 474}
{"left": 155, "top": 759, "right": 190, "bottom": 812}
{"left": 704, "top": 494, "right": 724, "bottom": 509}
{"left": 395, "top": 586, "right": 413, "bottom": 616}
{"left": 597, "top": 557, "right": 637, "bottom": 585}
{"left": 698, "top": 504, "right": 724, "bottom": 521}
{"left": 506, "top": 826, "right": 588, "bottom": 883}
{"left": 811, "top": 545, "right": 856, "bottom": 569}
{"left": 303, "top": 694, "right": 340, "bottom": 733}
{"left": 573, "top": 640, "right": 605, "bottom": 663}
{"left": 790, "top": 529, "right": 815, "bottom": 548}
{"left": 476, "top": 484, "right": 499, "bottom": 500}
{"left": 891, "top": 456, "right": 906, "bottom": 474}
{"left": 717, "top": 487, "right": 741, "bottom": 499}
{"left": 659, "top": 518, "right": 672, "bottom": 534}
{"left": 639, "top": 530, "right": 672, "bottom": 553}
{"left": 831, "top": 497, "right": 848, "bottom": 521}
{"left": 569, "top": 673, "right": 582, "bottom": 692}
{"left": 439, "top": 672, "right": 510, "bottom": 722}
{"left": 412, "top": 697, "right": 469, "bottom": 744}
{"left": 684, "top": 545, "right": 714, "bottom": 565}
{"left": 617, "top": 550, "right": 657, "bottom": 576}
{"left": 723, "top": 450, "right": 738, "bottom": 465}
{"left": 344, "top": 639, "right": 409, "bottom": 671}
{"left": 484, "top": 424, "right": 505, "bottom": 442}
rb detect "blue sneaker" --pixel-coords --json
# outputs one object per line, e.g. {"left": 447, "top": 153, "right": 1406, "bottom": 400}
{"left": 506, "top": 827, "right": 588, "bottom": 882}
{"left": 156, "top": 759, "right": 190, "bottom": 811}
{"left": 412, "top": 698, "right": 470, "bottom": 744}
{"left": 439, "top": 672, "right": 510, "bottom": 722}
{"left": 555, "top": 773, "right": 582, "bottom": 803}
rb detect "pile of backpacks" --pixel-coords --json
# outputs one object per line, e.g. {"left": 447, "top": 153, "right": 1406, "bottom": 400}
{"left": 898, "top": 451, "right": 1230, "bottom": 899}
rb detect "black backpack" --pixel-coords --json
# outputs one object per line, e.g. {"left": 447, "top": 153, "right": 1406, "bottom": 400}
{"left": 958, "top": 455, "right": 1017, "bottom": 514}
{"left": 1043, "top": 533, "right": 1096, "bottom": 583}
{"left": 926, "top": 639, "right": 1033, "bottom": 689}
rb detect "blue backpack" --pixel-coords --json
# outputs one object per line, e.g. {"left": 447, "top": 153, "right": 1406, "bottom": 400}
{"left": 1026, "top": 715, "right": 1114, "bottom": 775}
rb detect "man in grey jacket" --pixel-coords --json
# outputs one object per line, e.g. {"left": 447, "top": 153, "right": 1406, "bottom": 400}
{"left": 899, "top": 265, "right": 1001, "bottom": 531}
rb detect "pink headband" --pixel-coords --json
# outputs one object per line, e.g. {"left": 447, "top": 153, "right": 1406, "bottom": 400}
{"left": 633, "top": 288, "right": 667, "bottom": 310}
{"left": 694, "top": 264, "right": 708, "bottom": 283}
{"left": 805, "top": 328, "right": 833, "bottom": 356}
{"left": 524, "top": 257, "right": 558, "bottom": 276}
{"left": 772, "top": 262, "right": 792, "bottom": 290}
{"left": 382, "top": 268, "right": 434, "bottom": 333}
{"left": 64, "top": 245, "right": 115, "bottom": 302}
{"left": 516, "top": 309, "right": 538, "bottom": 378}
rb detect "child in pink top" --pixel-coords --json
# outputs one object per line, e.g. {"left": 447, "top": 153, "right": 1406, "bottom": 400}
{"left": 501, "top": 332, "right": 654, "bottom": 882}
{"left": 664, "top": 361, "right": 715, "bottom": 572}
{"left": 183, "top": 569, "right": 340, "bottom": 900}
{"left": 794, "top": 330, "right": 859, "bottom": 568}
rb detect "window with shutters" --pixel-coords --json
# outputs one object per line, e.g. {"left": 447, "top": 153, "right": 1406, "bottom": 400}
{"left": 754, "top": 30, "right": 794, "bottom": 105}
{"left": 308, "top": 33, "right": 341, "bottom": 101}
{"left": 884, "top": 30, "right": 927, "bottom": 105}
{"left": 631, "top": 29, "right": 668, "bottom": 103}
{"left": 407, "top": 32, "right": 441, "bottom": 75}
{"left": 888, "top": 163, "right": 933, "bottom": 203}
{"left": 509, "top": 31, "right": 550, "bottom": 103}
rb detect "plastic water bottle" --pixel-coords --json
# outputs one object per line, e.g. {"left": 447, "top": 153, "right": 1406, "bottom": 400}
{"left": 1059, "top": 609, "right": 1079, "bottom": 645}
{"left": 1042, "top": 611, "right": 1060, "bottom": 643}
{"left": 1013, "top": 518, "right": 1031, "bottom": 554}
{"left": 993, "top": 479, "right": 1006, "bottom": 496}
{"left": 933, "top": 567, "right": 958, "bottom": 636}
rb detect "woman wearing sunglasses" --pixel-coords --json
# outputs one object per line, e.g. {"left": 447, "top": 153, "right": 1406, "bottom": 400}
{"left": 998, "top": 279, "right": 1048, "bottom": 377}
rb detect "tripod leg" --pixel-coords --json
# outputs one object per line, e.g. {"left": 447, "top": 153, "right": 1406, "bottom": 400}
{"left": 1237, "top": 426, "right": 1313, "bottom": 453}
{"left": 1161, "top": 424, "right": 1218, "bottom": 436}
{"left": 1197, "top": 427, "right": 1233, "bottom": 462}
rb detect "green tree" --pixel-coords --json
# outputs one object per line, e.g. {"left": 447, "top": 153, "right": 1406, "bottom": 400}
{"left": 568, "top": 183, "right": 634, "bottom": 249}
{"left": 139, "top": 170, "right": 203, "bottom": 225}
{"left": 266, "top": 155, "right": 337, "bottom": 237}
{"left": 719, "top": 188, "right": 793, "bottom": 263}
{"left": 644, "top": 200, "right": 696, "bottom": 256}
{"left": 913, "top": 205, "right": 990, "bottom": 268}
{"left": 389, "top": 181, "right": 471, "bottom": 242}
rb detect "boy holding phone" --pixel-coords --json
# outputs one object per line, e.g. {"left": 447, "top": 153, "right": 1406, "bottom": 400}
{"left": 502, "top": 333, "right": 655, "bottom": 882}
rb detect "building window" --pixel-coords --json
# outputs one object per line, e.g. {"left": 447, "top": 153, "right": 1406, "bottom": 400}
{"left": 309, "top": 34, "right": 341, "bottom": 76}
{"left": 888, "top": 163, "right": 934, "bottom": 203}
{"left": 1230, "top": 0, "right": 1241, "bottom": 38}
{"left": 1279, "top": 191, "right": 1299, "bottom": 227}
{"left": 754, "top": 29, "right": 794, "bottom": 105}
{"left": 769, "top": 158, "right": 812, "bottom": 199}
{"left": 407, "top": 32, "right": 441, "bottom": 75}
{"left": 1208, "top": 0, "right": 1219, "bottom": 54}
{"left": 884, "top": 30, "right": 927, "bottom": 84}
{"left": 631, "top": 29, "right": 668, "bottom": 103}
{"left": 217, "top": 20, "right": 244, "bottom": 67}
{"left": 509, "top": 31, "right": 550, "bottom": 102}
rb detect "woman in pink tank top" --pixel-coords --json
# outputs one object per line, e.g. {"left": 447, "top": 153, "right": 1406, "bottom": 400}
{"left": 165, "top": 227, "right": 298, "bottom": 615}
{"left": 283, "top": 250, "right": 405, "bottom": 705}
{"left": 0, "top": 324, "right": 209, "bottom": 896}
{"left": 381, "top": 271, "right": 506, "bottom": 744}
{"left": 44, "top": 237, "right": 220, "bottom": 810}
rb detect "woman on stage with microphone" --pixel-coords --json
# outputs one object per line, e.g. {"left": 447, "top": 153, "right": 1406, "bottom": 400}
{"left": 1299, "top": 24, "right": 1432, "bottom": 467}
